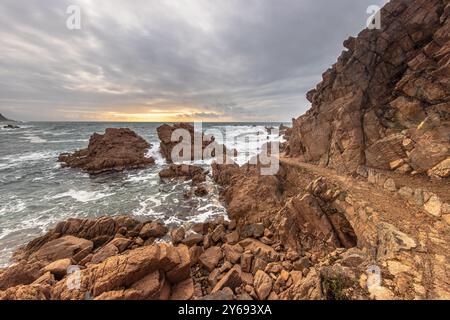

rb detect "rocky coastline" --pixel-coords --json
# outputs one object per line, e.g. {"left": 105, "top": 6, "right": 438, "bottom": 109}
{"left": 0, "top": 0, "right": 449, "bottom": 300}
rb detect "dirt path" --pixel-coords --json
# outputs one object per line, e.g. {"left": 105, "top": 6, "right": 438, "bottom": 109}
{"left": 280, "top": 156, "right": 450, "bottom": 299}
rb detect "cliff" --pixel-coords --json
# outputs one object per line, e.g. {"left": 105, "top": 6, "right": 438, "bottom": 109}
{"left": 287, "top": 0, "right": 450, "bottom": 178}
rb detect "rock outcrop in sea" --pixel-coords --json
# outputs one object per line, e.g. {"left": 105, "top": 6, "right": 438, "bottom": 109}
{"left": 58, "top": 128, "right": 155, "bottom": 175}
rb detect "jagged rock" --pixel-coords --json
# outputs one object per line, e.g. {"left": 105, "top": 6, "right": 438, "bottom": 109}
{"left": 170, "top": 278, "right": 194, "bottom": 300}
{"left": 287, "top": 0, "right": 450, "bottom": 177}
{"left": 170, "top": 227, "right": 185, "bottom": 244}
{"left": 109, "top": 237, "right": 132, "bottom": 253}
{"left": 42, "top": 259, "right": 71, "bottom": 278}
{"left": 428, "top": 158, "right": 450, "bottom": 178}
{"left": 31, "top": 236, "right": 93, "bottom": 263}
{"left": 91, "top": 243, "right": 119, "bottom": 264}
{"left": 58, "top": 128, "right": 154, "bottom": 174}
{"left": 240, "top": 223, "right": 265, "bottom": 239}
{"left": 212, "top": 266, "right": 242, "bottom": 293}
{"left": 211, "top": 224, "right": 225, "bottom": 243}
{"left": 159, "top": 164, "right": 207, "bottom": 183}
{"left": 182, "top": 233, "right": 203, "bottom": 247}
{"left": 424, "top": 195, "right": 443, "bottom": 217}
{"left": 377, "top": 223, "right": 417, "bottom": 260}
{"left": 253, "top": 270, "right": 273, "bottom": 300}
{"left": 224, "top": 231, "right": 239, "bottom": 244}
{"left": 222, "top": 243, "right": 243, "bottom": 264}
{"left": 156, "top": 123, "right": 233, "bottom": 163}
{"left": 188, "top": 246, "right": 203, "bottom": 265}
{"left": 139, "top": 221, "right": 168, "bottom": 239}
{"left": 199, "top": 246, "right": 222, "bottom": 272}
{"left": 241, "top": 252, "right": 253, "bottom": 273}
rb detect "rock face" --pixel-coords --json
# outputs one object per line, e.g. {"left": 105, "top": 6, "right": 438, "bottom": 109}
{"left": 287, "top": 0, "right": 450, "bottom": 177}
{"left": 58, "top": 128, "right": 155, "bottom": 174}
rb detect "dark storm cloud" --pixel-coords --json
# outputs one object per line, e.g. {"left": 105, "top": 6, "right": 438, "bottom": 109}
{"left": 0, "top": 0, "right": 386, "bottom": 121}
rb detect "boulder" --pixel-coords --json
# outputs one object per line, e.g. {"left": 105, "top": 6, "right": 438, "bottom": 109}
{"left": 170, "top": 227, "right": 185, "bottom": 244}
{"left": 31, "top": 236, "right": 93, "bottom": 263}
{"left": 139, "top": 221, "right": 168, "bottom": 239}
{"left": 253, "top": 270, "right": 273, "bottom": 300}
{"left": 91, "top": 243, "right": 120, "bottom": 264}
{"left": 42, "top": 259, "right": 72, "bottom": 278}
{"left": 212, "top": 266, "right": 242, "bottom": 293}
{"left": 170, "top": 278, "right": 194, "bottom": 300}
{"left": 199, "top": 246, "right": 222, "bottom": 272}
{"left": 182, "top": 233, "right": 203, "bottom": 247}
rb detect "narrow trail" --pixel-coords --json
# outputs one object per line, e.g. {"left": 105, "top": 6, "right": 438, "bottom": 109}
{"left": 280, "top": 156, "right": 450, "bottom": 299}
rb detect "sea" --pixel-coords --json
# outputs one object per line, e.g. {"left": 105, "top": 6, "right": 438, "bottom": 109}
{"left": 0, "top": 122, "right": 286, "bottom": 267}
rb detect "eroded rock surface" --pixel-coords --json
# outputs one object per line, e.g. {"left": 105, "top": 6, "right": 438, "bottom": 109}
{"left": 287, "top": 0, "right": 450, "bottom": 177}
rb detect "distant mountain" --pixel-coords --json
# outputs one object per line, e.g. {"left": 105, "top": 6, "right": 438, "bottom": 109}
{"left": 0, "top": 113, "right": 13, "bottom": 122}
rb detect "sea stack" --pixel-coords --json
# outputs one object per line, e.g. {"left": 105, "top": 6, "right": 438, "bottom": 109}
{"left": 58, "top": 128, "right": 155, "bottom": 174}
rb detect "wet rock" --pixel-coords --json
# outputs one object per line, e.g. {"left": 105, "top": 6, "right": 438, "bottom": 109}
{"left": 194, "top": 185, "right": 208, "bottom": 197}
{"left": 159, "top": 164, "right": 207, "bottom": 183}
{"left": 192, "top": 222, "right": 209, "bottom": 235}
{"left": 182, "top": 233, "right": 203, "bottom": 247}
{"left": 58, "top": 128, "right": 154, "bottom": 174}
{"left": 211, "top": 224, "right": 225, "bottom": 243}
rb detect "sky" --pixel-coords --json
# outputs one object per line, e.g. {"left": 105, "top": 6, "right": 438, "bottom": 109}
{"left": 0, "top": 0, "right": 386, "bottom": 122}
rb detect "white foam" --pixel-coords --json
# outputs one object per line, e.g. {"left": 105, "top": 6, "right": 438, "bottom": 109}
{"left": 0, "top": 151, "right": 57, "bottom": 170}
{"left": 51, "top": 189, "right": 114, "bottom": 203}
{"left": 145, "top": 144, "right": 166, "bottom": 165}
{"left": 23, "top": 134, "right": 47, "bottom": 143}
{"left": 0, "top": 199, "right": 27, "bottom": 216}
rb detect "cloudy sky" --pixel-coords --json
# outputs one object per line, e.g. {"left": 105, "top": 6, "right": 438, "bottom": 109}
{"left": 0, "top": 0, "right": 385, "bottom": 122}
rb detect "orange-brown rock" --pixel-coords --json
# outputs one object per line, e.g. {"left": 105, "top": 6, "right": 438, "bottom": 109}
{"left": 287, "top": 0, "right": 450, "bottom": 177}
{"left": 59, "top": 128, "right": 154, "bottom": 174}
